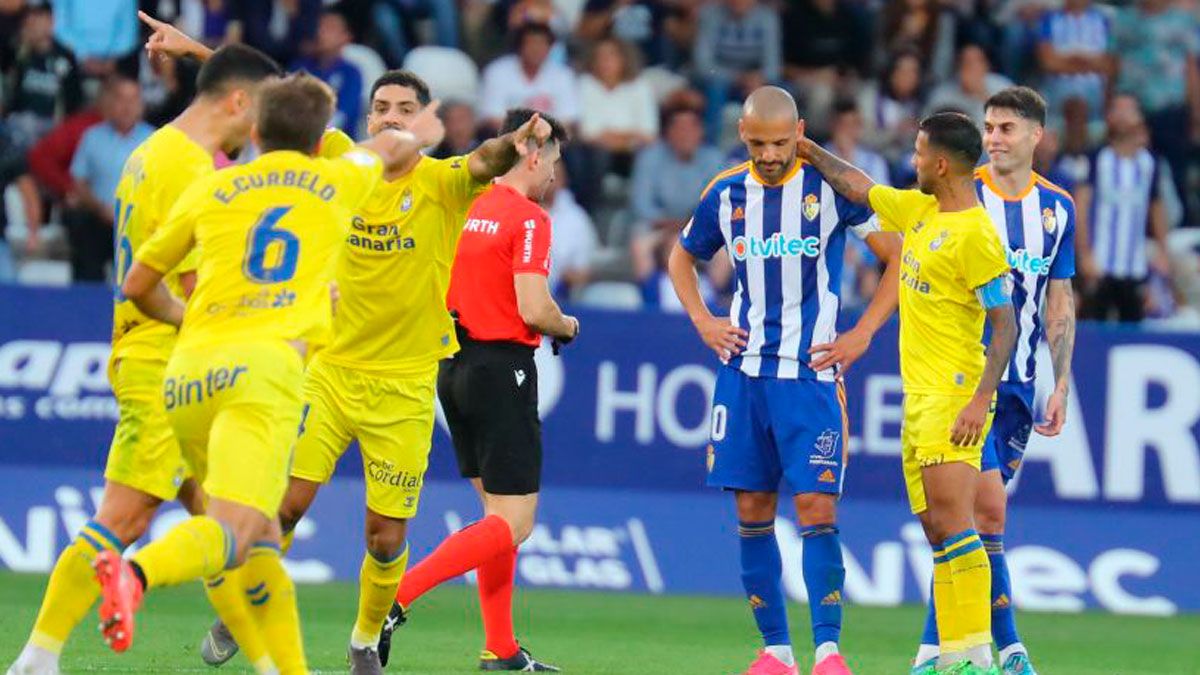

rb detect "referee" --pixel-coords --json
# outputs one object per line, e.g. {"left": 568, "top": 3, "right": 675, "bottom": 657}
{"left": 380, "top": 109, "right": 574, "bottom": 672}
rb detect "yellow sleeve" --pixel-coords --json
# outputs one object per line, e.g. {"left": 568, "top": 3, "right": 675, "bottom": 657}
{"left": 328, "top": 149, "right": 385, "bottom": 210}
{"left": 138, "top": 179, "right": 206, "bottom": 274}
{"left": 867, "top": 184, "right": 917, "bottom": 233}
{"left": 318, "top": 127, "right": 356, "bottom": 159}
{"left": 959, "top": 219, "right": 1011, "bottom": 290}
{"left": 424, "top": 155, "right": 489, "bottom": 210}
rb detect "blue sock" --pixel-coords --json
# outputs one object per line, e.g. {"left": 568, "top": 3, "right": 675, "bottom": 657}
{"left": 738, "top": 520, "right": 790, "bottom": 646}
{"left": 921, "top": 577, "right": 940, "bottom": 646}
{"left": 984, "top": 534, "right": 1019, "bottom": 649}
{"left": 800, "top": 524, "right": 844, "bottom": 647}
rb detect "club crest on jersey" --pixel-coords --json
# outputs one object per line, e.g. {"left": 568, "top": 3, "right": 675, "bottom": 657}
{"left": 803, "top": 194, "right": 820, "bottom": 221}
{"left": 1042, "top": 207, "right": 1057, "bottom": 233}
{"left": 400, "top": 188, "right": 413, "bottom": 212}
{"left": 929, "top": 230, "right": 949, "bottom": 251}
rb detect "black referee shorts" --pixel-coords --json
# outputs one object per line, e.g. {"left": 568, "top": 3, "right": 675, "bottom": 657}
{"left": 438, "top": 336, "right": 542, "bottom": 495}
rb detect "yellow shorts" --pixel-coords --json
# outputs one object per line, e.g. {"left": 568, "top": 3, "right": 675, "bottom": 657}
{"left": 104, "top": 358, "right": 188, "bottom": 501}
{"left": 901, "top": 393, "right": 996, "bottom": 514}
{"left": 163, "top": 341, "right": 304, "bottom": 519}
{"left": 289, "top": 356, "right": 436, "bottom": 519}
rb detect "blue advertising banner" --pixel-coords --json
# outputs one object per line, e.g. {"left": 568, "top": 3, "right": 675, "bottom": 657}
{"left": 2, "top": 286, "right": 1199, "bottom": 613}
{"left": 3, "top": 285, "right": 1198, "bottom": 509}
{"left": 0, "top": 467, "right": 1196, "bottom": 614}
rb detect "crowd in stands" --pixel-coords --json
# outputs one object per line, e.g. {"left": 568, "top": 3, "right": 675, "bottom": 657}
{"left": 2, "top": 0, "right": 1199, "bottom": 326}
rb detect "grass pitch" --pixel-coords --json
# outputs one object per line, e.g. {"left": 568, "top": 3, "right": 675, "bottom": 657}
{"left": 0, "top": 572, "right": 1193, "bottom": 674}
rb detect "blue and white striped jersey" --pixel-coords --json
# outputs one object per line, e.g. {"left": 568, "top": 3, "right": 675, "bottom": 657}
{"left": 1080, "top": 146, "right": 1161, "bottom": 280}
{"left": 1038, "top": 8, "right": 1111, "bottom": 108}
{"left": 680, "top": 161, "right": 878, "bottom": 380}
{"left": 975, "top": 166, "right": 1076, "bottom": 385}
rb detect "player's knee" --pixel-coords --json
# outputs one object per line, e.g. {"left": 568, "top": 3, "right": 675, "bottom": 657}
{"left": 364, "top": 519, "right": 408, "bottom": 560}
{"left": 734, "top": 491, "right": 778, "bottom": 522}
{"left": 975, "top": 501, "right": 1005, "bottom": 535}
{"left": 794, "top": 493, "right": 837, "bottom": 526}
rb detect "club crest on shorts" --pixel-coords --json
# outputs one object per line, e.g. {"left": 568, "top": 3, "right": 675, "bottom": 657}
{"left": 803, "top": 194, "right": 820, "bottom": 221}
{"left": 813, "top": 429, "right": 839, "bottom": 459}
{"left": 1042, "top": 207, "right": 1057, "bottom": 233}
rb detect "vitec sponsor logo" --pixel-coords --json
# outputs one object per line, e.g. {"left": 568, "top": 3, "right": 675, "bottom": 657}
{"left": 0, "top": 340, "right": 114, "bottom": 421}
{"left": 1007, "top": 248, "right": 1054, "bottom": 276}
{"left": 442, "top": 511, "right": 664, "bottom": 593}
{"left": 730, "top": 234, "right": 820, "bottom": 261}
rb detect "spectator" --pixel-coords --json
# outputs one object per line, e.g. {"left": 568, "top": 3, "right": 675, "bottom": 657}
{"left": 50, "top": 0, "right": 138, "bottom": 78}
{"left": 575, "top": 36, "right": 658, "bottom": 208}
{"left": 370, "top": 0, "right": 460, "bottom": 67}
{"left": 238, "top": 0, "right": 320, "bottom": 67}
{"left": 544, "top": 160, "right": 597, "bottom": 299}
{"left": 1052, "top": 96, "right": 1095, "bottom": 188}
{"left": 639, "top": 222, "right": 729, "bottom": 313}
{"left": 692, "top": 0, "right": 781, "bottom": 142}
{"left": 576, "top": 0, "right": 672, "bottom": 66}
{"left": 825, "top": 100, "right": 891, "bottom": 186}
{"left": 1112, "top": 0, "right": 1199, "bottom": 227}
{"left": 0, "top": 0, "right": 26, "bottom": 72}
{"left": 5, "top": 6, "right": 83, "bottom": 147}
{"left": 175, "top": 0, "right": 240, "bottom": 47}
{"left": 629, "top": 105, "right": 723, "bottom": 273}
{"left": 1075, "top": 94, "right": 1171, "bottom": 323}
{"left": 139, "top": 48, "right": 200, "bottom": 128}
{"left": 19, "top": 104, "right": 102, "bottom": 261}
{"left": 879, "top": 0, "right": 956, "bottom": 83}
{"left": 781, "top": 0, "right": 871, "bottom": 134}
{"left": 429, "top": 100, "right": 481, "bottom": 159}
{"left": 1036, "top": 0, "right": 1113, "bottom": 123}
{"left": 925, "top": 44, "right": 1013, "bottom": 127}
{"left": 857, "top": 48, "right": 924, "bottom": 173}
{"left": 65, "top": 76, "right": 151, "bottom": 281}
{"left": 479, "top": 23, "right": 579, "bottom": 129}
{"left": 292, "top": 9, "right": 364, "bottom": 133}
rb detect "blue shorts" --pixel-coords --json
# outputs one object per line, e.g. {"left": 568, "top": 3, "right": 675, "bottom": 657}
{"left": 705, "top": 367, "right": 848, "bottom": 495}
{"left": 981, "top": 382, "right": 1035, "bottom": 483}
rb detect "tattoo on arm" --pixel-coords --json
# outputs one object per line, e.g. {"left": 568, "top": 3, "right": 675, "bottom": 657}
{"left": 801, "top": 140, "right": 876, "bottom": 204}
{"left": 1045, "top": 279, "right": 1076, "bottom": 392}
{"left": 470, "top": 135, "right": 520, "bottom": 181}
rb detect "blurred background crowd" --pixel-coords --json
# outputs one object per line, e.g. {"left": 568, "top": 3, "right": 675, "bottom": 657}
{"left": 1, "top": 0, "right": 1198, "bottom": 326}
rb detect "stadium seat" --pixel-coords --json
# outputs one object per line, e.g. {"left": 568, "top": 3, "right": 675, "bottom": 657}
{"left": 343, "top": 44, "right": 388, "bottom": 107}
{"left": 402, "top": 47, "right": 480, "bottom": 106}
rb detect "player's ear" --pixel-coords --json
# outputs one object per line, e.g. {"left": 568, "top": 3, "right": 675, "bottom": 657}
{"left": 738, "top": 118, "right": 746, "bottom": 143}
{"left": 795, "top": 118, "right": 805, "bottom": 140}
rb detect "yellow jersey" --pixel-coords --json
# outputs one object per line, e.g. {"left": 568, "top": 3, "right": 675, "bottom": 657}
{"left": 317, "top": 148, "right": 489, "bottom": 376}
{"left": 111, "top": 125, "right": 210, "bottom": 363}
{"left": 136, "top": 148, "right": 384, "bottom": 352}
{"left": 868, "top": 185, "right": 1009, "bottom": 395}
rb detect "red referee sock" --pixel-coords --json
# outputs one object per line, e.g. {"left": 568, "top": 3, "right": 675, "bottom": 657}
{"left": 477, "top": 546, "right": 519, "bottom": 659}
{"left": 395, "top": 515, "right": 513, "bottom": 609}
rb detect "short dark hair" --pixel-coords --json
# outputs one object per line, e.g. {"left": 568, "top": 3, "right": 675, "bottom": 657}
{"left": 513, "top": 22, "right": 555, "bottom": 50}
{"left": 256, "top": 73, "right": 335, "bottom": 153}
{"left": 661, "top": 104, "right": 703, "bottom": 131}
{"left": 369, "top": 70, "right": 431, "bottom": 106}
{"left": 918, "top": 111, "right": 982, "bottom": 170}
{"left": 196, "top": 44, "right": 282, "bottom": 97}
{"left": 500, "top": 108, "right": 569, "bottom": 146}
{"left": 832, "top": 98, "right": 860, "bottom": 119}
{"left": 985, "top": 86, "right": 1047, "bottom": 126}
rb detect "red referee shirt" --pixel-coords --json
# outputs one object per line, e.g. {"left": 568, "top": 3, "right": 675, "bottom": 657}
{"left": 448, "top": 182, "right": 552, "bottom": 347}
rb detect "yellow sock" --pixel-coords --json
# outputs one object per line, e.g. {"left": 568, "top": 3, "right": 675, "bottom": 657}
{"left": 944, "top": 530, "right": 992, "bottom": 651}
{"left": 131, "top": 515, "right": 232, "bottom": 588}
{"left": 352, "top": 546, "right": 409, "bottom": 648}
{"left": 243, "top": 543, "right": 307, "bottom": 675}
{"left": 280, "top": 530, "right": 295, "bottom": 555}
{"left": 29, "top": 520, "right": 123, "bottom": 653}
{"left": 205, "top": 569, "right": 274, "bottom": 672}
{"left": 931, "top": 546, "right": 962, "bottom": 657}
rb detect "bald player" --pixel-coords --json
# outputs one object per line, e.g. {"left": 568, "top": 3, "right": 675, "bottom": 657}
{"left": 669, "top": 87, "right": 902, "bottom": 675}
